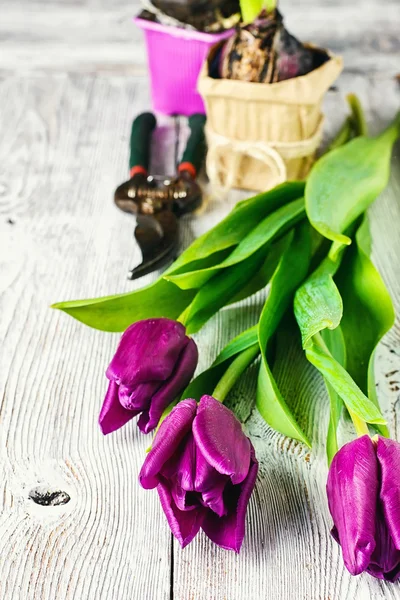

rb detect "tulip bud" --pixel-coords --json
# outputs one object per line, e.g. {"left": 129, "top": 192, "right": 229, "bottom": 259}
{"left": 327, "top": 435, "right": 400, "bottom": 581}
{"left": 139, "top": 395, "right": 258, "bottom": 551}
{"left": 99, "top": 319, "right": 198, "bottom": 435}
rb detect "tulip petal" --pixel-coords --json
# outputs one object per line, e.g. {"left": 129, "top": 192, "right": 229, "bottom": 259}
{"left": 193, "top": 396, "right": 251, "bottom": 485}
{"left": 170, "top": 484, "right": 199, "bottom": 512}
{"left": 107, "top": 319, "right": 188, "bottom": 386}
{"left": 202, "top": 450, "right": 258, "bottom": 552}
{"left": 377, "top": 436, "right": 400, "bottom": 551}
{"left": 195, "top": 450, "right": 229, "bottom": 517}
{"left": 139, "top": 399, "right": 197, "bottom": 489}
{"left": 164, "top": 433, "right": 197, "bottom": 511}
{"left": 138, "top": 338, "right": 199, "bottom": 433}
{"left": 164, "top": 431, "right": 229, "bottom": 517}
{"left": 367, "top": 505, "right": 400, "bottom": 581}
{"left": 161, "top": 432, "right": 196, "bottom": 486}
{"left": 327, "top": 435, "right": 378, "bottom": 575}
{"left": 157, "top": 480, "right": 205, "bottom": 548}
{"left": 118, "top": 381, "right": 160, "bottom": 411}
{"left": 99, "top": 380, "right": 138, "bottom": 435}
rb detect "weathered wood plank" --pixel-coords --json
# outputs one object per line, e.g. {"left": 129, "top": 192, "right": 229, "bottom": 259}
{"left": 0, "top": 73, "right": 173, "bottom": 600}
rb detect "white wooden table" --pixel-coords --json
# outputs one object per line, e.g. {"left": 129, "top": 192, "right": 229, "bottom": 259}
{"left": 1, "top": 1, "right": 400, "bottom": 598}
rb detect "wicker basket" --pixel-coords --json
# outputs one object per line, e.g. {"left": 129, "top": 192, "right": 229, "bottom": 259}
{"left": 198, "top": 42, "right": 343, "bottom": 191}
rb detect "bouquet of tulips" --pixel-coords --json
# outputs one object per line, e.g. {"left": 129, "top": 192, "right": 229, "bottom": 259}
{"left": 53, "top": 99, "right": 400, "bottom": 580}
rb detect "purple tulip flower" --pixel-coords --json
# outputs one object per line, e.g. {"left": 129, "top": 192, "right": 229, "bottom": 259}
{"left": 139, "top": 395, "right": 258, "bottom": 551}
{"left": 327, "top": 435, "right": 400, "bottom": 581}
{"left": 99, "top": 319, "right": 198, "bottom": 435}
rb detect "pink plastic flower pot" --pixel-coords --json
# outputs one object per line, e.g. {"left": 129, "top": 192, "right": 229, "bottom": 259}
{"left": 134, "top": 17, "right": 233, "bottom": 116}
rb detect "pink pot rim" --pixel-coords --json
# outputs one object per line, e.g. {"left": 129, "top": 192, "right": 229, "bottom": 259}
{"left": 134, "top": 16, "right": 234, "bottom": 42}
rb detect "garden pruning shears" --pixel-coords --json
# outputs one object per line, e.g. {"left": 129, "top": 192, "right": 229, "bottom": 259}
{"left": 114, "top": 112, "right": 206, "bottom": 280}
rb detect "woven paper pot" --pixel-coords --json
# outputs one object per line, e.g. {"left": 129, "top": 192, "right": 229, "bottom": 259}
{"left": 135, "top": 18, "right": 233, "bottom": 116}
{"left": 198, "top": 42, "right": 343, "bottom": 191}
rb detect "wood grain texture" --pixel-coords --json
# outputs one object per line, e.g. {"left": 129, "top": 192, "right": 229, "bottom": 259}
{"left": 0, "top": 73, "right": 173, "bottom": 600}
{"left": 0, "top": 1, "right": 400, "bottom": 599}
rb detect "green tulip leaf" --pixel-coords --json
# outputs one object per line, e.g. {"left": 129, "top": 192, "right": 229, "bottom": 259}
{"left": 184, "top": 247, "right": 268, "bottom": 334}
{"left": 306, "top": 338, "right": 386, "bottom": 427}
{"left": 227, "top": 235, "right": 292, "bottom": 305}
{"left": 321, "top": 326, "right": 346, "bottom": 465}
{"left": 294, "top": 218, "right": 388, "bottom": 440}
{"left": 306, "top": 113, "right": 400, "bottom": 246}
{"left": 335, "top": 215, "right": 394, "bottom": 436}
{"left": 51, "top": 278, "right": 196, "bottom": 332}
{"left": 213, "top": 326, "right": 259, "bottom": 366}
{"left": 165, "top": 198, "right": 305, "bottom": 289}
{"left": 294, "top": 245, "right": 346, "bottom": 349}
{"left": 256, "top": 223, "right": 312, "bottom": 446}
{"left": 168, "top": 181, "right": 305, "bottom": 277}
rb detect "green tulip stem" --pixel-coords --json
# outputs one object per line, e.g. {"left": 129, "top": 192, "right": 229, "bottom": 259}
{"left": 326, "top": 117, "right": 353, "bottom": 152}
{"left": 348, "top": 408, "right": 370, "bottom": 437}
{"left": 147, "top": 343, "right": 260, "bottom": 450}
{"left": 177, "top": 307, "right": 189, "bottom": 327}
{"left": 346, "top": 93, "right": 368, "bottom": 137}
{"left": 212, "top": 343, "right": 260, "bottom": 403}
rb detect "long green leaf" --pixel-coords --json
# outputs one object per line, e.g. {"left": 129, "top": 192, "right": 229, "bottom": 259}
{"left": 335, "top": 215, "right": 394, "bottom": 436}
{"left": 184, "top": 247, "right": 267, "bottom": 334}
{"left": 306, "top": 113, "right": 400, "bottom": 246}
{"left": 294, "top": 246, "right": 346, "bottom": 348}
{"left": 169, "top": 181, "right": 305, "bottom": 276}
{"left": 165, "top": 198, "right": 305, "bottom": 289}
{"left": 306, "top": 338, "right": 386, "bottom": 426}
{"left": 226, "top": 235, "right": 292, "bottom": 305}
{"left": 213, "top": 326, "right": 258, "bottom": 366}
{"left": 321, "top": 326, "right": 346, "bottom": 464}
{"left": 257, "top": 360, "right": 311, "bottom": 444}
{"left": 256, "top": 224, "right": 312, "bottom": 446}
{"left": 51, "top": 278, "right": 195, "bottom": 332}
{"left": 294, "top": 222, "right": 387, "bottom": 434}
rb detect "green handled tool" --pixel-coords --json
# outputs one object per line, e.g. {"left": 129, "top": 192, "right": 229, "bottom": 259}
{"left": 115, "top": 112, "right": 206, "bottom": 280}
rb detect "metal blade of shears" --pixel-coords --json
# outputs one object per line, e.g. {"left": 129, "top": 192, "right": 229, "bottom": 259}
{"left": 128, "top": 210, "right": 179, "bottom": 280}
